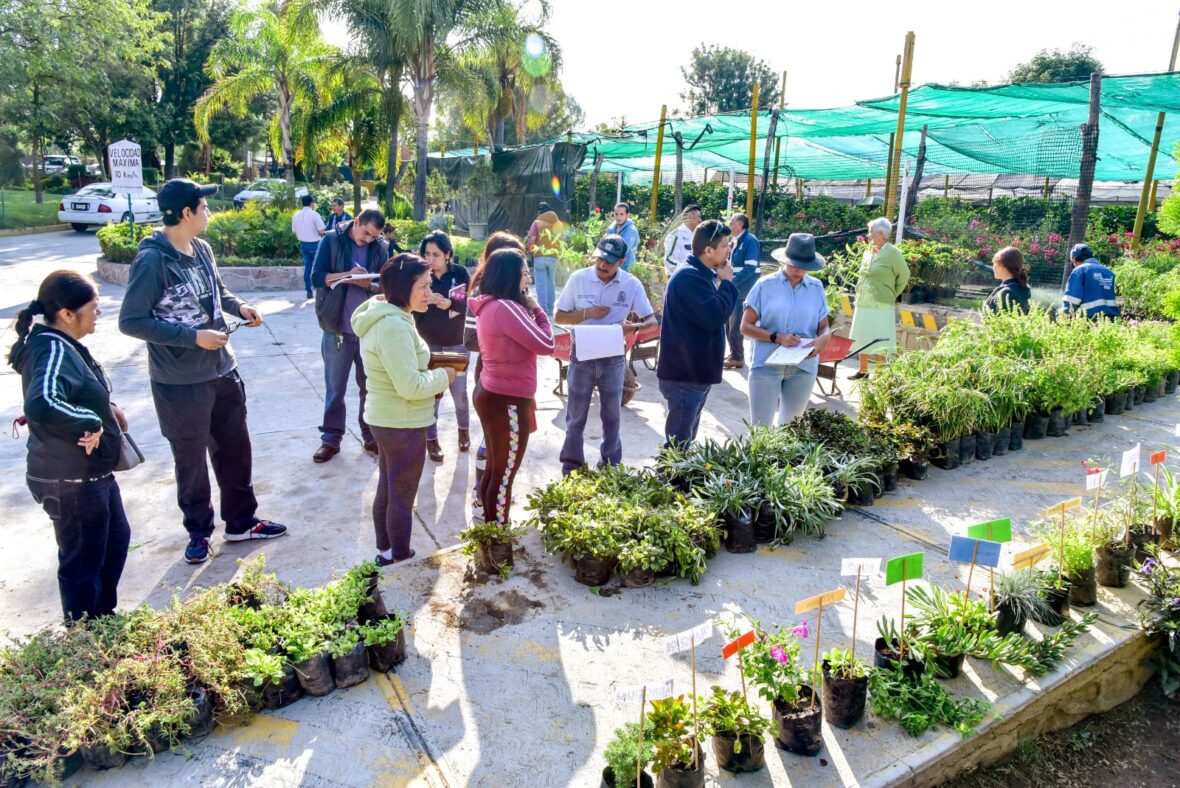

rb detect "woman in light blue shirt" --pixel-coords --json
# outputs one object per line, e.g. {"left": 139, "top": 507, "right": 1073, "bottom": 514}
{"left": 740, "top": 233, "right": 832, "bottom": 425}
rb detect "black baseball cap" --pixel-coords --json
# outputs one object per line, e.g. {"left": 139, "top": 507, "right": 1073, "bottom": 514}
{"left": 157, "top": 178, "right": 218, "bottom": 221}
{"left": 594, "top": 234, "right": 628, "bottom": 264}
{"left": 537, "top": 201, "right": 551, "bottom": 212}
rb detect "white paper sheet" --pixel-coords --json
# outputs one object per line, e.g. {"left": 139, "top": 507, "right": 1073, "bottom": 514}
{"left": 329, "top": 272, "right": 379, "bottom": 289}
{"left": 572, "top": 324, "right": 625, "bottom": 361}
{"left": 1120, "top": 443, "right": 1141, "bottom": 478}
{"left": 764, "top": 341, "right": 814, "bottom": 366}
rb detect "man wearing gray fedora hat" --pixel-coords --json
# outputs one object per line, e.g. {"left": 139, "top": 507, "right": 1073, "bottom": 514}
{"left": 739, "top": 233, "right": 832, "bottom": 425}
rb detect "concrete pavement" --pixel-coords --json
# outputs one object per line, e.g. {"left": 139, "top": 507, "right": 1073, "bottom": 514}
{"left": 0, "top": 230, "right": 1172, "bottom": 786}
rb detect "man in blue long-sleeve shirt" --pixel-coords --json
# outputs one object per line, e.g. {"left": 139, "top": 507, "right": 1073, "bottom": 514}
{"left": 724, "top": 212, "right": 761, "bottom": 369}
{"left": 657, "top": 219, "right": 738, "bottom": 447}
{"left": 1063, "top": 243, "right": 1119, "bottom": 319}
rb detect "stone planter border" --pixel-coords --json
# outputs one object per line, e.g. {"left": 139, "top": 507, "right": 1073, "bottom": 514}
{"left": 97, "top": 257, "right": 304, "bottom": 292}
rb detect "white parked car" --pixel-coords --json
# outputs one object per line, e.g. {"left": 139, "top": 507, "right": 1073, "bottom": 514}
{"left": 232, "top": 178, "right": 309, "bottom": 208}
{"left": 42, "top": 154, "right": 82, "bottom": 175}
{"left": 58, "top": 184, "right": 161, "bottom": 232}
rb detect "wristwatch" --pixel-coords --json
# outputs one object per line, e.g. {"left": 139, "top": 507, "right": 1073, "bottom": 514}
{"left": 769, "top": 331, "right": 779, "bottom": 344}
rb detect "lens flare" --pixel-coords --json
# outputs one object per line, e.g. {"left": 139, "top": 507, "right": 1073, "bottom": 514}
{"left": 522, "top": 33, "right": 550, "bottom": 78}
{"left": 550, "top": 176, "right": 561, "bottom": 196}
{"left": 525, "top": 33, "right": 545, "bottom": 58}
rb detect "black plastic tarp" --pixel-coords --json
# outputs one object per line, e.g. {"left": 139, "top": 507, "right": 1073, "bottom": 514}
{"left": 427, "top": 142, "right": 586, "bottom": 236}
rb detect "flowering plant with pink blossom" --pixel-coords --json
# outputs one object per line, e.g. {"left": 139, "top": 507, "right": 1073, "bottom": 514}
{"left": 724, "top": 618, "right": 809, "bottom": 705}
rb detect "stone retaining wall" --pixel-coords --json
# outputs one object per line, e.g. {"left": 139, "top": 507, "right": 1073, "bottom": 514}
{"left": 96, "top": 258, "right": 303, "bottom": 292}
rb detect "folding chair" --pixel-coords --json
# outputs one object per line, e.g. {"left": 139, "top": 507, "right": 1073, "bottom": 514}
{"left": 815, "top": 336, "right": 886, "bottom": 398}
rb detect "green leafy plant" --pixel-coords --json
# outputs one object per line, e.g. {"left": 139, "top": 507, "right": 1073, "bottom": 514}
{"left": 696, "top": 686, "right": 771, "bottom": 753}
{"left": 359, "top": 614, "right": 405, "bottom": 647}
{"left": 822, "top": 647, "right": 869, "bottom": 679}
{"left": 867, "top": 665, "right": 990, "bottom": 737}
{"left": 460, "top": 520, "right": 525, "bottom": 579}
{"left": 992, "top": 568, "right": 1053, "bottom": 625}
{"left": 725, "top": 619, "right": 809, "bottom": 705}
{"left": 1137, "top": 548, "right": 1180, "bottom": 698}
{"left": 603, "top": 720, "right": 655, "bottom": 785}
{"left": 646, "top": 694, "right": 699, "bottom": 774}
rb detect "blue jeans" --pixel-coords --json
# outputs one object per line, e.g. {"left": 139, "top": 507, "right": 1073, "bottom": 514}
{"left": 659, "top": 379, "right": 712, "bottom": 448}
{"left": 27, "top": 474, "right": 130, "bottom": 622}
{"left": 320, "top": 332, "right": 372, "bottom": 448}
{"left": 427, "top": 343, "right": 470, "bottom": 440}
{"left": 749, "top": 363, "right": 816, "bottom": 426}
{"left": 533, "top": 256, "right": 557, "bottom": 316}
{"left": 727, "top": 275, "right": 758, "bottom": 359}
{"left": 560, "top": 355, "right": 626, "bottom": 474}
{"left": 299, "top": 241, "right": 319, "bottom": 293}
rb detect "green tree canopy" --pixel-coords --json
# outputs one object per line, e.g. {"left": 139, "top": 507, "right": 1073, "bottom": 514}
{"left": 679, "top": 44, "right": 780, "bottom": 116}
{"left": 1008, "top": 44, "right": 1104, "bottom": 84}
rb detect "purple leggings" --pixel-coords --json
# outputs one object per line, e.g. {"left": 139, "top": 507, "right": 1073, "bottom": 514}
{"left": 371, "top": 425, "right": 427, "bottom": 558}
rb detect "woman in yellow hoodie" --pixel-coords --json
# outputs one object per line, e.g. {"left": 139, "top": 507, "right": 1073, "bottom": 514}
{"left": 351, "top": 254, "right": 456, "bottom": 566}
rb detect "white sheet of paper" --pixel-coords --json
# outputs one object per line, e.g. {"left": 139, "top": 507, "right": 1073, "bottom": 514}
{"left": 329, "top": 272, "right": 379, "bottom": 289}
{"left": 841, "top": 557, "right": 882, "bottom": 576}
{"left": 572, "top": 324, "right": 625, "bottom": 361}
{"left": 661, "top": 622, "right": 714, "bottom": 655}
{"left": 764, "top": 341, "right": 814, "bottom": 366}
{"left": 1086, "top": 469, "right": 1109, "bottom": 491}
{"left": 1120, "top": 443, "right": 1141, "bottom": 478}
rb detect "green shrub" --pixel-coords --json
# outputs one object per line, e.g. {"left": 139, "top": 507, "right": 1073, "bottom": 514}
{"left": 389, "top": 219, "right": 430, "bottom": 249}
{"left": 96, "top": 222, "right": 153, "bottom": 262}
{"left": 454, "top": 238, "right": 484, "bottom": 265}
{"left": 205, "top": 201, "right": 298, "bottom": 260}
{"left": 142, "top": 167, "right": 159, "bottom": 187}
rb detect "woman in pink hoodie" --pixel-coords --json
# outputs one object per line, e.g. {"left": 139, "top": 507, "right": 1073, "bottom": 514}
{"left": 468, "top": 248, "right": 555, "bottom": 525}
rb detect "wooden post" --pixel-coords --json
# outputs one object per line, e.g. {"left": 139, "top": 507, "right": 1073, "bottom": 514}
{"left": 811, "top": 601, "right": 823, "bottom": 709}
{"left": 903, "top": 124, "right": 928, "bottom": 225}
{"left": 587, "top": 151, "right": 604, "bottom": 217}
{"left": 1133, "top": 13, "right": 1180, "bottom": 252}
{"left": 746, "top": 82, "right": 761, "bottom": 216}
{"left": 649, "top": 105, "right": 667, "bottom": 222}
{"left": 1065, "top": 73, "right": 1102, "bottom": 291}
{"left": 1058, "top": 507, "right": 1068, "bottom": 584}
{"left": 1151, "top": 179, "right": 1160, "bottom": 211}
{"left": 885, "top": 132, "right": 896, "bottom": 206}
{"left": 1042, "top": 176, "right": 1051, "bottom": 200}
{"left": 964, "top": 541, "right": 980, "bottom": 600}
{"left": 851, "top": 568, "right": 862, "bottom": 662}
{"left": 756, "top": 109, "right": 780, "bottom": 237}
{"left": 691, "top": 639, "right": 698, "bottom": 770}
{"left": 772, "top": 71, "right": 787, "bottom": 189}
{"left": 673, "top": 133, "right": 684, "bottom": 216}
{"left": 885, "top": 34, "right": 916, "bottom": 221}
{"left": 899, "top": 576, "right": 908, "bottom": 658}
{"left": 617, "top": 172, "right": 623, "bottom": 205}
{"left": 796, "top": 178, "right": 803, "bottom": 201}
{"left": 866, "top": 179, "right": 873, "bottom": 200}
{"left": 636, "top": 688, "right": 646, "bottom": 788}
{"left": 944, "top": 174, "right": 949, "bottom": 201}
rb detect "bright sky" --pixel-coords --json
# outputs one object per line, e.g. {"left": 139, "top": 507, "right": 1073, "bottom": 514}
{"left": 323, "top": 0, "right": 1178, "bottom": 129}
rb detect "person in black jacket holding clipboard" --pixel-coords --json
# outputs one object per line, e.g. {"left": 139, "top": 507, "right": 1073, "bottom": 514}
{"left": 657, "top": 219, "right": 738, "bottom": 447}
{"left": 10, "top": 271, "right": 130, "bottom": 622}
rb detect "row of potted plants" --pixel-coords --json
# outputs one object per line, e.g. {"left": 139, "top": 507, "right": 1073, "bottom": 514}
{"left": 603, "top": 588, "right": 1095, "bottom": 787}
{"left": 859, "top": 309, "right": 1180, "bottom": 470}
{"left": 0, "top": 558, "right": 406, "bottom": 785}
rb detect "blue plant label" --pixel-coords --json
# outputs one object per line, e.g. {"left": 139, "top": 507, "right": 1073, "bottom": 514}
{"left": 948, "top": 536, "right": 1002, "bottom": 568}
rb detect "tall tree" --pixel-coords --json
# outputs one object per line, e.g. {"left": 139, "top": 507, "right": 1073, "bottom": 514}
{"left": 385, "top": 0, "right": 501, "bottom": 220}
{"left": 1009, "top": 44, "right": 1104, "bottom": 84}
{"left": 318, "top": 0, "right": 409, "bottom": 215}
{"left": 0, "top": 0, "right": 158, "bottom": 202}
{"left": 154, "top": 0, "right": 232, "bottom": 178}
{"left": 194, "top": 2, "right": 331, "bottom": 186}
{"left": 680, "top": 44, "right": 780, "bottom": 116}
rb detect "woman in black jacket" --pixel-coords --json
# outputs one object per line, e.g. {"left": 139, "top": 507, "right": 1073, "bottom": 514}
{"left": 984, "top": 247, "right": 1032, "bottom": 315}
{"left": 9, "top": 271, "right": 130, "bottom": 622}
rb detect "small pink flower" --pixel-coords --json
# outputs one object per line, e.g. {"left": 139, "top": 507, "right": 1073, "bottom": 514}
{"left": 857, "top": 235, "right": 866, "bottom": 243}
{"left": 791, "top": 619, "right": 809, "bottom": 639}
{"left": 770, "top": 647, "right": 789, "bottom": 664}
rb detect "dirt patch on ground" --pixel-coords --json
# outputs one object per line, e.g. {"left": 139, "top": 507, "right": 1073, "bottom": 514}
{"left": 458, "top": 590, "right": 544, "bottom": 634}
{"left": 947, "top": 679, "right": 1180, "bottom": 788}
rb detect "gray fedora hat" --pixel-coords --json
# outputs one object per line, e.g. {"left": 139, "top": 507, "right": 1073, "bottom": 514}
{"left": 770, "top": 233, "right": 825, "bottom": 271}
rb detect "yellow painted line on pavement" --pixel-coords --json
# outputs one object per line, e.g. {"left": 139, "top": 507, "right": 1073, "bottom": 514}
{"left": 221, "top": 713, "right": 299, "bottom": 751}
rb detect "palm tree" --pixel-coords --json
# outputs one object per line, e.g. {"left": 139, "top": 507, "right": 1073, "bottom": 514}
{"left": 194, "top": 2, "right": 330, "bottom": 187}
{"left": 384, "top": 0, "right": 502, "bottom": 219}
{"left": 316, "top": 0, "right": 408, "bottom": 216}
{"left": 301, "top": 61, "right": 386, "bottom": 214}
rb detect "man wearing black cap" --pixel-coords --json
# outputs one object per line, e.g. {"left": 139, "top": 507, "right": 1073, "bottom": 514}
{"left": 119, "top": 179, "right": 288, "bottom": 566}
{"left": 554, "top": 234, "right": 656, "bottom": 474}
{"left": 1063, "top": 243, "right": 1119, "bottom": 319}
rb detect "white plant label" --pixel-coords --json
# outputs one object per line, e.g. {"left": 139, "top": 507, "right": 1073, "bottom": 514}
{"left": 841, "top": 557, "right": 882, "bottom": 576}
{"left": 616, "top": 679, "right": 675, "bottom": 703}
{"left": 1175, "top": 423, "right": 1180, "bottom": 437}
{"left": 661, "top": 622, "right": 714, "bottom": 655}
{"left": 1086, "top": 469, "right": 1109, "bottom": 491}
{"left": 1120, "top": 444, "right": 1141, "bottom": 478}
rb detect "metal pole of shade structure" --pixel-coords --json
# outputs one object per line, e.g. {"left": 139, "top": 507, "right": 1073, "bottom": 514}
{"left": 885, "top": 33, "right": 916, "bottom": 222}
{"left": 649, "top": 105, "right": 667, "bottom": 222}
{"left": 745, "top": 82, "right": 760, "bottom": 216}
{"left": 896, "top": 165, "right": 910, "bottom": 244}
{"left": 1131, "top": 12, "right": 1180, "bottom": 252}
{"left": 727, "top": 168, "right": 735, "bottom": 212}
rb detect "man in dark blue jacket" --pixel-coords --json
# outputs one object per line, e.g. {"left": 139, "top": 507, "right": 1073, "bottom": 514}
{"left": 1063, "top": 243, "right": 1119, "bottom": 319}
{"left": 657, "top": 219, "right": 738, "bottom": 447}
{"left": 310, "top": 209, "right": 388, "bottom": 462}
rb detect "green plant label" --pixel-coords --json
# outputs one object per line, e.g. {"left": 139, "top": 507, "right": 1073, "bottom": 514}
{"left": 966, "top": 518, "right": 1012, "bottom": 543}
{"left": 884, "top": 552, "right": 923, "bottom": 585}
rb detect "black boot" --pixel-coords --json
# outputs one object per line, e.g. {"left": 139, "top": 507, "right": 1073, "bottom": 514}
{"left": 427, "top": 438, "right": 444, "bottom": 462}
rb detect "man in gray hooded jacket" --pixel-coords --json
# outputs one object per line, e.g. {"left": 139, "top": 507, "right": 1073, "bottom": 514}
{"left": 119, "top": 179, "right": 288, "bottom": 565}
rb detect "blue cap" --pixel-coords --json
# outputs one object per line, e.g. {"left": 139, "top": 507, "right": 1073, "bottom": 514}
{"left": 1070, "top": 243, "right": 1095, "bottom": 261}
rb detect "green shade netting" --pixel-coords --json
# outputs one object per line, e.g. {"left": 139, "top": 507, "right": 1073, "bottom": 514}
{"left": 564, "top": 72, "right": 1180, "bottom": 181}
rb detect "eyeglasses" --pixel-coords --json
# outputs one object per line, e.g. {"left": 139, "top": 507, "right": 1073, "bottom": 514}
{"left": 706, "top": 222, "right": 726, "bottom": 246}
{"left": 224, "top": 319, "right": 246, "bottom": 334}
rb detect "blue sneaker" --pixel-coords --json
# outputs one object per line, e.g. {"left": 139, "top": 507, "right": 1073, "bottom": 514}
{"left": 224, "top": 520, "right": 288, "bottom": 542}
{"left": 185, "top": 538, "right": 211, "bottom": 564}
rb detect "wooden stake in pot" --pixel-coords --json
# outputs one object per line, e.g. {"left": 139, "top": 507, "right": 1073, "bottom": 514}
{"left": 966, "top": 519, "right": 1012, "bottom": 611}
{"left": 637, "top": 687, "right": 645, "bottom": 788}
{"left": 1085, "top": 466, "right": 1108, "bottom": 539}
{"left": 884, "top": 553, "right": 924, "bottom": 658}
{"left": 795, "top": 587, "right": 847, "bottom": 708}
{"left": 1120, "top": 444, "right": 1142, "bottom": 547}
{"left": 1044, "top": 497, "right": 1083, "bottom": 582}
{"left": 722, "top": 629, "right": 756, "bottom": 704}
{"left": 840, "top": 558, "right": 882, "bottom": 663}
{"left": 661, "top": 621, "right": 713, "bottom": 771}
